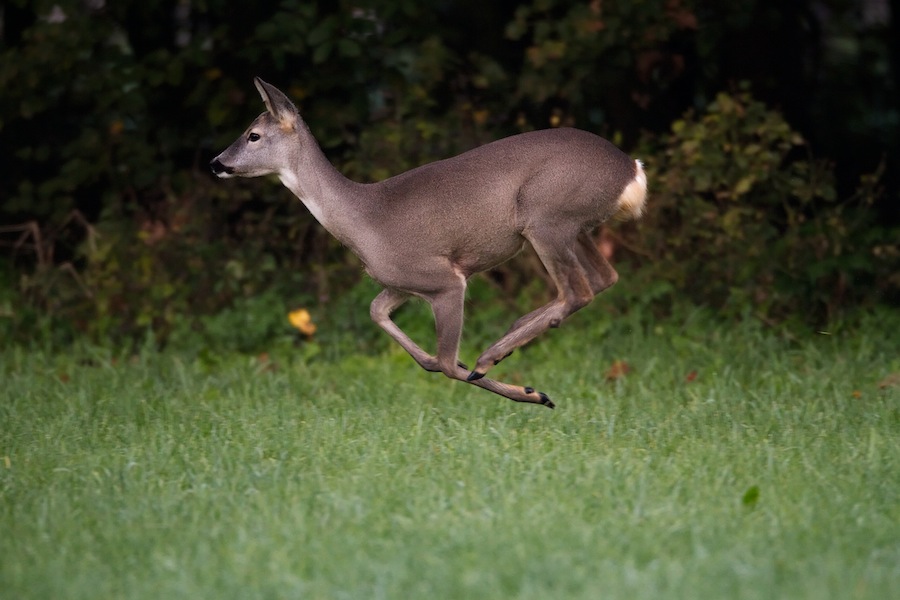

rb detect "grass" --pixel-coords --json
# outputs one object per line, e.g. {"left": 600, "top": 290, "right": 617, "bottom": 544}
{"left": 1, "top": 310, "right": 898, "bottom": 599}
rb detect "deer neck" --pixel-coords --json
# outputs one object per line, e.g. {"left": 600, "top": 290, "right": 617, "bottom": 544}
{"left": 278, "top": 123, "right": 368, "bottom": 246}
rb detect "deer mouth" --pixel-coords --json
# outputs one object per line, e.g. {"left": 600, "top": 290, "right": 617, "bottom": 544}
{"left": 209, "top": 159, "right": 235, "bottom": 177}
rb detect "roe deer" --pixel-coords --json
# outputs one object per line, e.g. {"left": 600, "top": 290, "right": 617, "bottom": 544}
{"left": 211, "top": 78, "right": 647, "bottom": 409}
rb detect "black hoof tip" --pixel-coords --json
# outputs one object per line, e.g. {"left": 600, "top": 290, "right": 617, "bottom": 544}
{"left": 539, "top": 392, "right": 555, "bottom": 409}
{"left": 467, "top": 370, "right": 485, "bottom": 381}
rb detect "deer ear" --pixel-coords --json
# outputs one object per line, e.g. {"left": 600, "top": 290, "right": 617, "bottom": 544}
{"left": 254, "top": 77, "right": 298, "bottom": 130}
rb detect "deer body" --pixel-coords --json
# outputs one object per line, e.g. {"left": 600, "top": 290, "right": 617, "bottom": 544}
{"left": 212, "top": 78, "right": 647, "bottom": 408}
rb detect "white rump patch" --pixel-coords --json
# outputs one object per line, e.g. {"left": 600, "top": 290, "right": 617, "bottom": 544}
{"left": 613, "top": 159, "right": 648, "bottom": 222}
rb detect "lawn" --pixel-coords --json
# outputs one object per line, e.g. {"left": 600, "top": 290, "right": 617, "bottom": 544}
{"left": 1, "top": 311, "right": 898, "bottom": 599}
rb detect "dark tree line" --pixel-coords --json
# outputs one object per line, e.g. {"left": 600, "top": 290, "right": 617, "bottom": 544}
{"left": 0, "top": 0, "right": 896, "bottom": 345}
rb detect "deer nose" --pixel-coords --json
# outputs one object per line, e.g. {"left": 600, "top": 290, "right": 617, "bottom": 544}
{"left": 209, "top": 159, "right": 234, "bottom": 175}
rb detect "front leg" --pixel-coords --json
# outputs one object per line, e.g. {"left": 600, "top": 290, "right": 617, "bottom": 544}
{"left": 370, "top": 287, "right": 468, "bottom": 373}
{"left": 370, "top": 288, "right": 441, "bottom": 372}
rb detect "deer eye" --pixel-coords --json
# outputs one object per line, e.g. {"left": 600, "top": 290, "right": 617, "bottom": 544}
{"left": 248, "top": 132, "right": 261, "bottom": 142}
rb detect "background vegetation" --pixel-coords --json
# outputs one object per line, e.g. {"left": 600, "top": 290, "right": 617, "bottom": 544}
{"left": 0, "top": 0, "right": 898, "bottom": 348}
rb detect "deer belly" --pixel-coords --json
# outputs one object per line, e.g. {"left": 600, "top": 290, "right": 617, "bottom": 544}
{"left": 361, "top": 234, "right": 525, "bottom": 293}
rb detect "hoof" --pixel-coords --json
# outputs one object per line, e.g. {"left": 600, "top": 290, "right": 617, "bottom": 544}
{"left": 539, "top": 392, "right": 555, "bottom": 409}
{"left": 457, "top": 361, "right": 469, "bottom": 370}
{"left": 467, "top": 370, "right": 485, "bottom": 381}
{"left": 524, "top": 386, "right": 554, "bottom": 408}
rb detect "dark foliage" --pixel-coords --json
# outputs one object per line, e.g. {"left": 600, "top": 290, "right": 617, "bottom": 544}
{"left": 0, "top": 0, "right": 897, "bottom": 348}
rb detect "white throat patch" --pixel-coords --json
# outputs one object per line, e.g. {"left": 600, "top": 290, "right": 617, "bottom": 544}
{"left": 279, "top": 170, "right": 326, "bottom": 224}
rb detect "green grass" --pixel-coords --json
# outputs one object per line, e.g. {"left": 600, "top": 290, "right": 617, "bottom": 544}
{"left": 1, "top": 312, "right": 898, "bottom": 599}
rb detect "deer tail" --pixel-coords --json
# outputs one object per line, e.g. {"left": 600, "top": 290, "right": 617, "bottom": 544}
{"left": 612, "top": 159, "right": 648, "bottom": 222}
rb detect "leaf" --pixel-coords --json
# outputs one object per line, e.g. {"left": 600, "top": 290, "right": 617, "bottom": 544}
{"left": 742, "top": 485, "right": 760, "bottom": 507}
{"left": 307, "top": 17, "right": 336, "bottom": 46}
{"left": 605, "top": 360, "right": 632, "bottom": 381}
{"left": 288, "top": 308, "right": 317, "bottom": 336}
{"left": 733, "top": 175, "right": 755, "bottom": 196}
{"left": 312, "top": 42, "right": 333, "bottom": 64}
{"left": 337, "top": 39, "right": 361, "bottom": 58}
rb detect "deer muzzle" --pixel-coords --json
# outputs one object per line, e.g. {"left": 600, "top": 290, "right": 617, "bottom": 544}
{"left": 209, "top": 159, "right": 235, "bottom": 177}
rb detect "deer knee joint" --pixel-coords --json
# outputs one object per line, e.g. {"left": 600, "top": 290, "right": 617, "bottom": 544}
{"left": 369, "top": 305, "right": 382, "bottom": 324}
{"left": 568, "top": 293, "right": 593, "bottom": 314}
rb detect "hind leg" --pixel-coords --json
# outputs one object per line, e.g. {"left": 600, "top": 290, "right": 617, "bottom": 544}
{"left": 574, "top": 230, "right": 619, "bottom": 294}
{"left": 468, "top": 228, "right": 595, "bottom": 381}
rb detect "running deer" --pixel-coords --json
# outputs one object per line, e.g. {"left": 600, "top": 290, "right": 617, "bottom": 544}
{"left": 211, "top": 78, "right": 647, "bottom": 409}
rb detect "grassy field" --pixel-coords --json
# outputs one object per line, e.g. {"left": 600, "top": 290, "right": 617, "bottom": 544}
{"left": 1, "top": 311, "right": 898, "bottom": 599}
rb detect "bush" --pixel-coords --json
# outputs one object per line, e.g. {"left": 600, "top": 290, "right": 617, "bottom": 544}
{"left": 2, "top": 3, "right": 896, "bottom": 349}
{"left": 627, "top": 89, "right": 898, "bottom": 323}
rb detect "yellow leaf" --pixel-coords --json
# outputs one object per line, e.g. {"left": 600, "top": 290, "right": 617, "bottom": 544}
{"left": 734, "top": 176, "right": 754, "bottom": 196}
{"left": 288, "top": 308, "right": 317, "bottom": 336}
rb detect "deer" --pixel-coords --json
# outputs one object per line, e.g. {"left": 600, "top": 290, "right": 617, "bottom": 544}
{"left": 211, "top": 78, "right": 647, "bottom": 409}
